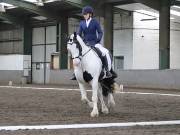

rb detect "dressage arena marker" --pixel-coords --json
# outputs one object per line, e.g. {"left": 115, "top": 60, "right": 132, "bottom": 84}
{"left": 8, "top": 81, "right": 13, "bottom": 86}
{"left": 119, "top": 84, "right": 124, "bottom": 92}
{"left": 0, "top": 120, "right": 180, "bottom": 131}
{"left": 0, "top": 85, "right": 180, "bottom": 97}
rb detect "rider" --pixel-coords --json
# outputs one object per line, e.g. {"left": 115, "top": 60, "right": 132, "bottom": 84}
{"left": 71, "top": 5, "right": 112, "bottom": 80}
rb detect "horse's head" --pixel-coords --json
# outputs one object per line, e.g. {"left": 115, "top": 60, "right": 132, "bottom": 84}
{"left": 67, "top": 32, "right": 82, "bottom": 59}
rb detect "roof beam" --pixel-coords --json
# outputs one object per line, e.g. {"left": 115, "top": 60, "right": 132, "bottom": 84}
{"left": 0, "top": 13, "right": 24, "bottom": 25}
{"left": 105, "top": 0, "right": 135, "bottom": 5}
{"left": 0, "top": 0, "right": 62, "bottom": 21}
{"left": 59, "top": 0, "right": 94, "bottom": 17}
{"left": 63, "top": 0, "right": 92, "bottom": 8}
{"left": 133, "top": 0, "right": 160, "bottom": 10}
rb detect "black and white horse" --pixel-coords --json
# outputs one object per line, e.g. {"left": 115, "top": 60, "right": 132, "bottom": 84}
{"left": 67, "top": 33, "right": 118, "bottom": 117}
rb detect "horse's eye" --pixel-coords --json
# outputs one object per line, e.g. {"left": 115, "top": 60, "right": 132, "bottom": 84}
{"left": 69, "top": 39, "right": 72, "bottom": 42}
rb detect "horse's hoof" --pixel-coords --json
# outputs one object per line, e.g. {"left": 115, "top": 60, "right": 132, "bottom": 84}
{"left": 81, "top": 98, "right": 88, "bottom": 104}
{"left": 90, "top": 110, "right": 99, "bottom": 117}
{"left": 108, "top": 94, "right": 116, "bottom": 108}
{"left": 102, "top": 107, "right": 109, "bottom": 114}
{"left": 108, "top": 101, "right": 115, "bottom": 108}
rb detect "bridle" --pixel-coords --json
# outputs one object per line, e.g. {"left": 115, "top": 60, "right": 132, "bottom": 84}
{"left": 68, "top": 38, "right": 91, "bottom": 60}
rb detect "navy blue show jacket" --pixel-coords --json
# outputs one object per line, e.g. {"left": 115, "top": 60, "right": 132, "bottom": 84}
{"left": 77, "top": 18, "right": 103, "bottom": 46}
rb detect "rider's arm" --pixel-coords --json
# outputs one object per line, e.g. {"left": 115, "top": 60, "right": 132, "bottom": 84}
{"left": 95, "top": 20, "right": 103, "bottom": 43}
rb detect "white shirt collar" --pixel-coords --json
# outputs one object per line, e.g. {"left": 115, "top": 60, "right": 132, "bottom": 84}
{"left": 86, "top": 17, "right": 92, "bottom": 28}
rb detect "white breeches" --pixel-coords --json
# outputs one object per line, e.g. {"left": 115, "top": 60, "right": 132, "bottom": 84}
{"left": 95, "top": 44, "right": 112, "bottom": 70}
{"left": 95, "top": 44, "right": 109, "bottom": 56}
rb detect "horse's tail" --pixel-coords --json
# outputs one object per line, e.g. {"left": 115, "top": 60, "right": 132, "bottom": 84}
{"left": 100, "top": 69, "right": 118, "bottom": 97}
{"left": 100, "top": 78, "right": 116, "bottom": 97}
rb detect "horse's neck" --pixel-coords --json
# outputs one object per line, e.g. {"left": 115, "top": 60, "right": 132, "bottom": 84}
{"left": 79, "top": 41, "right": 90, "bottom": 54}
{"left": 76, "top": 35, "right": 91, "bottom": 55}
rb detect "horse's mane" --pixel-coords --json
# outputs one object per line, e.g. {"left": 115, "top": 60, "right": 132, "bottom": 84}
{"left": 76, "top": 35, "right": 86, "bottom": 46}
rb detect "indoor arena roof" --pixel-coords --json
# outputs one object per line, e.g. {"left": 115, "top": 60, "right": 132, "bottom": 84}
{"left": 0, "top": 0, "right": 180, "bottom": 26}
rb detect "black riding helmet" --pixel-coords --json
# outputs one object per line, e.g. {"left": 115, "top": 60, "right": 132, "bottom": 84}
{"left": 82, "top": 6, "right": 94, "bottom": 15}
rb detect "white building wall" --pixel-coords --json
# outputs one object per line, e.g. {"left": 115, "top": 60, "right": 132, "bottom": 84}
{"left": 133, "top": 12, "right": 159, "bottom": 69}
{"left": 113, "top": 13, "right": 133, "bottom": 69}
{"left": 0, "top": 55, "right": 23, "bottom": 70}
{"left": 0, "top": 54, "right": 31, "bottom": 71}
{"left": 113, "top": 11, "right": 180, "bottom": 70}
{"left": 170, "top": 21, "right": 180, "bottom": 69}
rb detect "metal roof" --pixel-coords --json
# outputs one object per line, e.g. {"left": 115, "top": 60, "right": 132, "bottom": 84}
{"left": 0, "top": 0, "right": 180, "bottom": 26}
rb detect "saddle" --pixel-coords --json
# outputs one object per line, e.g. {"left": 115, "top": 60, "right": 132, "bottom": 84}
{"left": 90, "top": 46, "right": 104, "bottom": 67}
{"left": 90, "top": 46, "right": 117, "bottom": 80}
{"left": 91, "top": 46, "right": 105, "bottom": 80}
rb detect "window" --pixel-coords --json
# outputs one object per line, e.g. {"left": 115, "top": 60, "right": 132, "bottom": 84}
{"left": 114, "top": 56, "right": 124, "bottom": 70}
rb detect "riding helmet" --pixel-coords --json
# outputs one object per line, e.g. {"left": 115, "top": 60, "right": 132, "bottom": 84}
{"left": 82, "top": 6, "right": 94, "bottom": 15}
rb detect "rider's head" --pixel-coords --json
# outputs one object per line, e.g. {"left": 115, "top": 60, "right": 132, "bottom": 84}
{"left": 82, "top": 6, "right": 94, "bottom": 20}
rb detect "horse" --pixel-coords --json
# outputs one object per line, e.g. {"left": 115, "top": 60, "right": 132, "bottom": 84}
{"left": 67, "top": 32, "right": 118, "bottom": 117}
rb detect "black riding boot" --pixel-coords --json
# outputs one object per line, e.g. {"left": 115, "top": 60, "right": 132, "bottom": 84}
{"left": 91, "top": 47, "right": 112, "bottom": 78}
{"left": 70, "top": 73, "right": 76, "bottom": 80}
{"left": 102, "top": 56, "right": 112, "bottom": 78}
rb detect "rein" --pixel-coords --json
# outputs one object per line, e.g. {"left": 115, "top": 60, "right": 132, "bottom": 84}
{"left": 69, "top": 40, "right": 92, "bottom": 60}
{"left": 71, "top": 48, "right": 91, "bottom": 60}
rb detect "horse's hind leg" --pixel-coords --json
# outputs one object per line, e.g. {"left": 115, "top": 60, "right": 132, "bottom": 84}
{"left": 78, "top": 83, "right": 93, "bottom": 108}
{"left": 98, "top": 84, "right": 109, "bottom": 114}
{"left": 108, "top": 93, "right": 115, "bottom": 108}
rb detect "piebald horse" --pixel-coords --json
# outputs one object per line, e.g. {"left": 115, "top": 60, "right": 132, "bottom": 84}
{"left": 67, "top": 33, "right": 118, "bottom": 117}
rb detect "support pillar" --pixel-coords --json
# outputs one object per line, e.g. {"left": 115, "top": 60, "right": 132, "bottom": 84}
{"left": 159, "top": 0, "right": 170, "bottom": 69}
{"left": 104, "top": 4, "right": 113, "bottom": 54}
{"left": 23, "top": 23, "right": 32, "bottom": 83}
{"left": 23, "top": 24, "right": 32, "bottom": 55}
{"left": 60, "top": 17, "right": 68, "bottom": 69}
{"left": 56, "top": 23, "right": 60, "bottom": 52}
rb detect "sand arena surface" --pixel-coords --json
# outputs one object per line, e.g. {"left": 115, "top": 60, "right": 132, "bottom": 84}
{"left": 0, "top": 85, "right": 180, "bottom": 135}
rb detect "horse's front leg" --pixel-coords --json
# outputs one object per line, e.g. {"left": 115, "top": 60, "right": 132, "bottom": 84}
{"left": 90, "top": 79, "right": 99, "bottom": 117}
{"left": 78, "top": 83, "right": 93, "bottom": 108}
